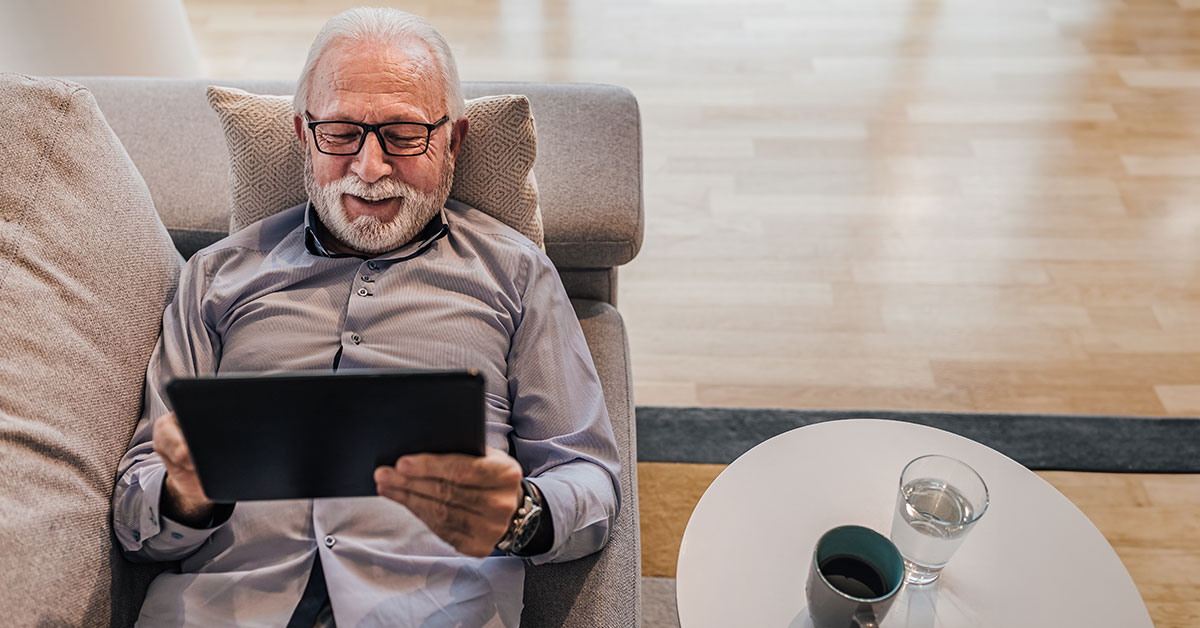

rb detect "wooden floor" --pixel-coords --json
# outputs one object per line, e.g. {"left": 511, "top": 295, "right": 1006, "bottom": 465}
{"left": 182, "top": 0, "right": 1200, "bottom": 625}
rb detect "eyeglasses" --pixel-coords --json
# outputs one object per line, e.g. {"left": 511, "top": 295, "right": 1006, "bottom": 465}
{"left": 304, "top": 112, "right": 450, "bottom": 157}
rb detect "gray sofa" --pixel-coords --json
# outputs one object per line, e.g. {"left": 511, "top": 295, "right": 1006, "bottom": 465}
{"left": 2, "top": 76, "right": 642, "bottom": 626}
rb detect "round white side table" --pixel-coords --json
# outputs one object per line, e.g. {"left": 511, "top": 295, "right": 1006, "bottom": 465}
{"left": 676, "top": 419, "right": 1152, "bottom": 627}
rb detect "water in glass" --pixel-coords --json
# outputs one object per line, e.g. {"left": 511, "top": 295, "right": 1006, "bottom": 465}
{"left": 890, "top": 477, "right": 976, "bottom": 581}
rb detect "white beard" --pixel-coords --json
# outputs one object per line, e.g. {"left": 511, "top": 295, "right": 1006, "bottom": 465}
{"left": 304, "top": 150, "right": 454, "bottom": 255}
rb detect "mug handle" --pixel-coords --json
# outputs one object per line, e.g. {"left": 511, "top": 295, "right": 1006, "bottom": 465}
{"left": 851, "top": 608, "right": 879, "bottom": 628}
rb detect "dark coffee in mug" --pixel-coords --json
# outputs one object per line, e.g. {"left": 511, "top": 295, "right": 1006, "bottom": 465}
{"left": 818, "top": 554, "right": 889, "bottom": 599}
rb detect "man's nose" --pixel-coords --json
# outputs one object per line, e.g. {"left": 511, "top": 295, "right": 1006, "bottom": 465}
{"left": 350, "top": 131, "right": 392, "bottom": 183}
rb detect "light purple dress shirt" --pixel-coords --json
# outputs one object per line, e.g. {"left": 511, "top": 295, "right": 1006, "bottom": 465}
{"left": 112, "top": 200, "right": 621, "bottom": 627}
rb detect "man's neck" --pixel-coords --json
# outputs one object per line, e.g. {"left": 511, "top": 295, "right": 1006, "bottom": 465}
{"left": 312, "top": 217, "right": 367, "bottom": 257}
{"left": 307, "top": 203, "right": 445, "bottom": 259}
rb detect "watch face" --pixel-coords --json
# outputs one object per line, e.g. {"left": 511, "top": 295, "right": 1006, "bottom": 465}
{"left": 514, "top": 524, "right": 537, "bottom": 551}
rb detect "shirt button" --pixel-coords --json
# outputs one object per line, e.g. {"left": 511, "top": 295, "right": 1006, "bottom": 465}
{"left": 324, "top": 535, "right": 336, "bottom": 548}
{"left": 367, "top": 261, "right": 378, "bottom": 271}
{"left": 357, "top": 288, "right": 369, "bottom": 297}
{"left": 361, "top": 275, "right": 374, "bottom": 283}
{"left": 350, "top": 333, "right": 361, "bottom": 344}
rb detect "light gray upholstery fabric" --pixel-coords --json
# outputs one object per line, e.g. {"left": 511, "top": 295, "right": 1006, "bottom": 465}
{"left": 73, "top": 78, "right": 644, "bottom": 274}
{"left": 561, "top": 268, "right": 620, "bottom": 306}
{"left": 0, "top": 74, "right": 181, "bottom": 627}
{"left": 522, "top": 299, "right": 642, "bottom": 628}
{"left": 465, "top": 82, "right": 644, "bottom": 268}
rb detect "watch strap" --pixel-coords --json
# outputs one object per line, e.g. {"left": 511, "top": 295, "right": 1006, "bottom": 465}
{"left": 497, "top": 478, "right": 543, "bottom": 556}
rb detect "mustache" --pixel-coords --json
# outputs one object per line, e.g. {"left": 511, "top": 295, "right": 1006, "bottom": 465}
{"left": 322, "top": 175, "right": 416, "bottom": 202}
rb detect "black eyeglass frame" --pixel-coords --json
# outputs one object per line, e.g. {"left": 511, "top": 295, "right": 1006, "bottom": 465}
{"left": 304, "top": 112, "right": 451, "bottom": 157}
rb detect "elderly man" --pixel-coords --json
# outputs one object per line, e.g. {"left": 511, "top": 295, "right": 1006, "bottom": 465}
{"left": 112, "top": 8, "right": 619, "bottom": 627}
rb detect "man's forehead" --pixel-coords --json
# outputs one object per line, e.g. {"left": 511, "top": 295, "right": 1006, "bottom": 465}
{"left": 308, "top": 39, "right": 444, "bottom": 119}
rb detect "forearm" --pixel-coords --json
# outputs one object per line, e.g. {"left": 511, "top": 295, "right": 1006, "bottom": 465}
{"left": 160, "top": 472, "right": 218, "bottom": 527}
{"left": 525, "top": 461, "right": 619, "bottom": 564}
{"left": 112, "top": 256, "right": 227, "bottom": 562}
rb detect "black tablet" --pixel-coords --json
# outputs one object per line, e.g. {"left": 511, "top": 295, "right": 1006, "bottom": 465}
{"left": 164, "top": 369, "right": 486, "bottom": 502}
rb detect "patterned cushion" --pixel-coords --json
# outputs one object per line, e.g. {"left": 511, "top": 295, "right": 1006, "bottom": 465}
{"left": 206, "top": 85, "right": 544, "bottom": 249}
{"left": 0, "top": 73, "right": 181, "bottom": 626}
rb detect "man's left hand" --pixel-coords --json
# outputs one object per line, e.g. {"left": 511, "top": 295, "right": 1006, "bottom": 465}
{"left": 375, "top": 447, "right": 524, "bottom": 557}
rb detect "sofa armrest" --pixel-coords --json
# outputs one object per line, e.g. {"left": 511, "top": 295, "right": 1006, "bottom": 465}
{"left": 521, "top": 299, "right": 641, "bottom": 627}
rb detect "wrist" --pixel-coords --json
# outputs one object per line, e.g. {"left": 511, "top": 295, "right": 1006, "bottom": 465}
{"left": 161, "top": 474, "right": 215, "bottom": 527}
{"left": 497, "top": 478, "right": 554, "bottom": 557}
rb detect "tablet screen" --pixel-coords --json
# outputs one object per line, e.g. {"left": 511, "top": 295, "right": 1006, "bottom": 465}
{"left": 165, "top": 369, "right": 486, "bottom": 502}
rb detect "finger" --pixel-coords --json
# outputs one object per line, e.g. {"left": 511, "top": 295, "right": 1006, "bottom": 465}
{"left": 376, "top": 478, "right": 513, "bottom": 557}
{"left": 377, "top": 465, "right": 521, "bottom": 519}
{"left": 380, "top": 485, "right": 474, "bottom": 531}
{"left": 376, "top": 467, "right": 470, "bottom": 508}
{"left": 159, "top": 435, "right": 195, "bottom": 473}
{"left": 396, "top": 448, "right": 521, "bottom": 488}
{"left": 375, "top": 474, "right": 495, "bottom": 516}
{"left": 153, "top": 414, "right": 185, "bottom": 468}
{"left": 406, "top": 479, "right": 519, "bottom": 519}
{"left": 384, "top": 487, "right": 503, "bottom": 555}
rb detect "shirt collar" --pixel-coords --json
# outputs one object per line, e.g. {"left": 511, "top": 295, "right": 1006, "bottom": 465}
{"left": 303, "top": 201, "right": 449, "bottom": 261}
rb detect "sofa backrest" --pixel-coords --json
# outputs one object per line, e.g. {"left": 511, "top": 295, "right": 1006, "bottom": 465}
{"left": 73, "top": 78, "right": 644, "bottom": 305}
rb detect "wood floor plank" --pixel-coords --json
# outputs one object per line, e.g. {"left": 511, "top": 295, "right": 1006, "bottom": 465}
{"left": 1156, "top": 386, "right": 1200, "bottom": 414}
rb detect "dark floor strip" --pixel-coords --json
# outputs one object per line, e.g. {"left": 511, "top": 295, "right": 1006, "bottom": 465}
{"left": 635, "top": 407, "right": 1200, "bottom": 473}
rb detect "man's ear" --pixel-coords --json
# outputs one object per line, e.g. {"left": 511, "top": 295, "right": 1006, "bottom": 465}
{"left": 448, "top": 116, "right": 469, "bottom": 164}
{"left": 294, "top": 113, "right": 305, "bottom": 144}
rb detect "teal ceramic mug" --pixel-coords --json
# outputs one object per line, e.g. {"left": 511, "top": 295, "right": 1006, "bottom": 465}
{"left": 805, "top": 525, "right": 906, "bottom": 628}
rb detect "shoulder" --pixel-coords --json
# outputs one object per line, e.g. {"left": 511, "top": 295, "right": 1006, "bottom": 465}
{"left": 444, "top": 199, "right": 544, "bottom": 262}
{"left": 443, "top": 200, "right": 561, "bottom": 299}
{"left": 189, "top": 203, "right": 307, "bottom": 269}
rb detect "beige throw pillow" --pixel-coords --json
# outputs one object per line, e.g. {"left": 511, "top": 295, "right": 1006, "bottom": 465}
{"left": 207, "top": 85, "right": 544, "bottom": 249}
{"left": 0, "top": 73, "right": 182, "bottom": 626}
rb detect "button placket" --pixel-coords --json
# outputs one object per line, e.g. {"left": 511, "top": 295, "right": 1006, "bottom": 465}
{"left": 356, "top": 261, "right": 381, "bottom": 297}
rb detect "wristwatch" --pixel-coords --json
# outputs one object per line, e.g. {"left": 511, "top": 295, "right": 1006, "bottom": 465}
{"left": 497, "top": 478, "right": 543, "bottom": 556}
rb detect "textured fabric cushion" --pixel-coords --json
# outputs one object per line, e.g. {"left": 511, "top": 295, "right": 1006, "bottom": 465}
{"left": 206, "top": 85, "right": 544, "bottom": 248}
{"left": 0, "top": 74, "right": 181, "bottom": 626}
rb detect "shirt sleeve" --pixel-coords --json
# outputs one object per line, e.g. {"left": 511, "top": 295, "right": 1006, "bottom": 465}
{"left": 111, "top": 253, "right": 229, "bottom": 563}
{"left": 505, "top": 249, "right": 622, "bottom": 564}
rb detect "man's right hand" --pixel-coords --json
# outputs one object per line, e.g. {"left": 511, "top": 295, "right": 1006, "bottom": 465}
{"left": 152, "top": 412, "right": 215, "bottom": 527}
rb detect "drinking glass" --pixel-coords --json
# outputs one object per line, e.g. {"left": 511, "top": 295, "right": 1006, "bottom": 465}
{"left": 889, "top": 454, "right": 989, "bottom": 585}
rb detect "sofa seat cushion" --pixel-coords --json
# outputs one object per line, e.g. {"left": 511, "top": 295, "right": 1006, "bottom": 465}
{"left": 0, "top": 73, "right": 181, "bottom": 626}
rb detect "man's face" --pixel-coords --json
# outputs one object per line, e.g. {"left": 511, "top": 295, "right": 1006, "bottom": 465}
{"left": 295, "top": 39, "right": 464, "bottom": 254}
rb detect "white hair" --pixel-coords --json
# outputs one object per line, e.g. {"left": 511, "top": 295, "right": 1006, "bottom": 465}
{"left": 294, "top": 7, "right": 464, "bottom": 121}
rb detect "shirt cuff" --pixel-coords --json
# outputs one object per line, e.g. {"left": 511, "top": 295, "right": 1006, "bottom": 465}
{"left": 525, "top": 463, "right": 617, "bottom": 565}
{"left": 157, "top": 505, "right": 233, "bottom": 549}
{"left": 121, "top": 463, "right": 231, "bottom": 556}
